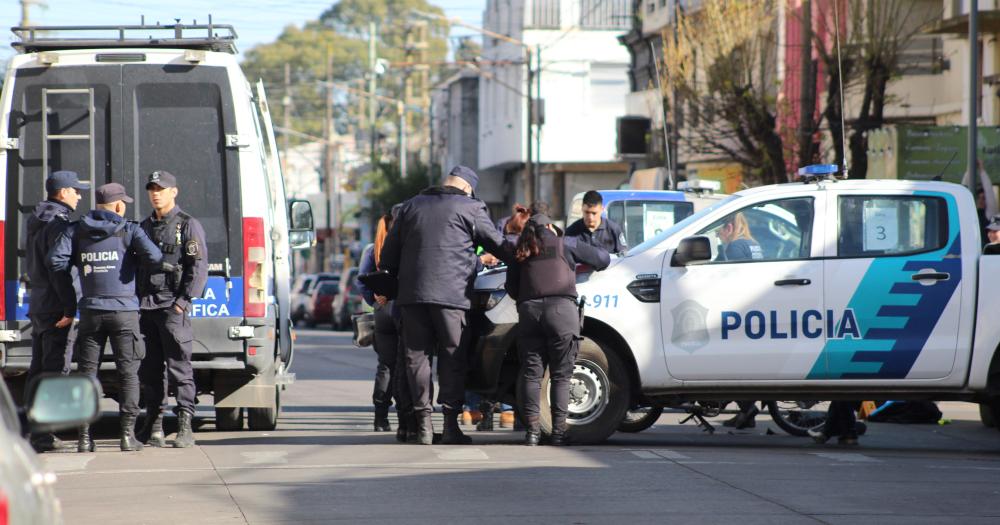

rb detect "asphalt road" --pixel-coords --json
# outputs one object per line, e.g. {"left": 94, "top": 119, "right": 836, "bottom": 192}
{"left": 40, "top": 328, "right": 1000, "bottom": 524}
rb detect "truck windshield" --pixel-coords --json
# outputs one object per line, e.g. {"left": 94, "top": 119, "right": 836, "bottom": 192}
{"left": 626, "top": 195, "right": 739, "bottom": 257}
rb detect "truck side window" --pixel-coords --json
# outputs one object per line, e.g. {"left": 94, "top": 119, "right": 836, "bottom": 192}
{"left": 697, "top": 197, "right": 814, "bottom": 262}
{"left": 837, "top": 196, "right": 948, "bottom": 257}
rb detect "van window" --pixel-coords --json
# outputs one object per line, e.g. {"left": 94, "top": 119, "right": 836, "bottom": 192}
{"left": 698, "top": 197, "right": 814, "bottom": 262}
{"left": 837, "top": 195, "right": 948, "bottom": 257}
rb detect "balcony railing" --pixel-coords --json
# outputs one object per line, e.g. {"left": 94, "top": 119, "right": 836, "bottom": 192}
{"left": 581, "top": 0, "right": 633, "bottom": 30}
{"left": 527, "top": 0, "right": 561, "bottom": 29}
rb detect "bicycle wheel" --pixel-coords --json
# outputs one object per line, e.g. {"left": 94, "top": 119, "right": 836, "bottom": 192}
{"left": 767, "top": 400, "right": 828, "bottom": 437}
{"left": 618, "top": 404, "right": 664, "bottom": 433}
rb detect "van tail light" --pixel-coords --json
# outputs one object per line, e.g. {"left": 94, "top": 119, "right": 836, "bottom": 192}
{"left": 0, "top": 488, "right": 8, "bottom": 525}
{"left": 0, "top": 220, "right": 5, "bottom": 320}
{"left": 243, "top": 217, "right": 267, "bottom": 318}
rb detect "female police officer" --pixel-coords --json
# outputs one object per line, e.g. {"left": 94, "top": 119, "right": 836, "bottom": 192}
{"left": 504, "top": 209, "right": 610, "bottom": 446}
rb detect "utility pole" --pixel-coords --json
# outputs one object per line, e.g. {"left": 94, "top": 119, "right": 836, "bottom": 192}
{"left": 20, "top": 0, "right": 41, "bottom": 27}
{"left": 798, "top": 0, "right": 816, "bottom": 168}
{"left": 282, "top": 63, "right": 291, "bottom": 175}
{"left": 368, "top": 22, "right": 378, "bottom": 171}
{"left": 324, "top": 45, "right": 334, "bottom": 272}
{"left": 534, "top": 44, "right": 542, "bottom": 202}
{"left": 398, "top": 100, "right": 407, "bottom": 178}
{"left": 969, "top": 0, "right": 979, "bottom": 196}
{"left": 525, "top": 49, "right": 534, "bottom": 204}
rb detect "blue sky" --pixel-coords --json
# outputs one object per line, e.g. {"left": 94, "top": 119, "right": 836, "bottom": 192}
{"left": 1, "top": 0, "right": 486, "bottom": 62}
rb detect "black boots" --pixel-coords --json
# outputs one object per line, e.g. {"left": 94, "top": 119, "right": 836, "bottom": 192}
{"left": 120, "top": 415, "right": 143, "bottom": 452}
{"left": 524, "top": 429, "right": 541, "bottom": 446}
{"left": 416, "top": 413, "right": 434, "bottom": 445}
{"left": 77, "top": 425, "right": 95, "bottom": 453}
{"left": 723, "top": 406, "right": 758, "bottom": 429}
{"left": 549, "top": 430, "right": 569, "bottom": 447}
{"left": 374, "top": 407, "right": 392, "bottom": 432}
{"left": 441, "top": 412, "right": 472, "bottom": 445}
{"left": 30, "top": 433, "right": 62, "bottom": 453}
{"left": 396, "top": 410, "right": 416, "bottom": 443}
{"left": 174, "top": 411, "right": 196, "bottom": 448}
{"left": 136, "top": 412, "right": 166, "bottom": 447}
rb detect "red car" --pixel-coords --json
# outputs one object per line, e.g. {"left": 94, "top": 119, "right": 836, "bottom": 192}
{"left": 304, "top": 281, "right": 339, "bottom": 328}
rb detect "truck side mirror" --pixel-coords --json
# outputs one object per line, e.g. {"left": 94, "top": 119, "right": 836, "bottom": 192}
{"left": 288, "top": 199, "right": 316, "bottom": 251}
{"left": 26, "top": 375, "right": 101, "bottom": 434}
{"left": 671, "top": 236, "right": 712, "bottom": 267}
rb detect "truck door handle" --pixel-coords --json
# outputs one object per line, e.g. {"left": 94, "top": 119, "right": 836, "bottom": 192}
{"left": 774, "top": 278, "right": 811, "bottom": 286}
{"left": 911, "top": 272, "right": 949, "bottom": 282}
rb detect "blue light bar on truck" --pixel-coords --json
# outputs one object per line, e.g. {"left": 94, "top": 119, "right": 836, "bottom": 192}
{"left": 797, "top": 164, "right": 840, "bottom": 178}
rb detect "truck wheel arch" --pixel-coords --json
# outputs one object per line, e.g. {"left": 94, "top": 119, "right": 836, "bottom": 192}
{"left": 582, "top": 317, "right": 642, "bottom": 406}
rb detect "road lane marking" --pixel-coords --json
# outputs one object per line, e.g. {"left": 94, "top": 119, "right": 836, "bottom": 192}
{"left": 435, "top": 448, "right": 489, "bottom": 461}
{"left": 41, "top": 455, "right": 95, "bottom": 472}
{"left": 653, "top": 449, "right": 690, "bottom": 460}
{"left": 630, "top": 451, "right": 660, "bottom": 460}
{"left": 811, "top": 452, "right": 880, "bottom": 463}
{"left": 54, "top": 459, "right": 554, "bottom": 476}
{"left": 240, "top": 451, "right": 288, "bottom": 465}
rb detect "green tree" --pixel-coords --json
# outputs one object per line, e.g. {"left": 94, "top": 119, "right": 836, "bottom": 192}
{"left": 364, "top": 160, "right": 432, "bottom": 217}
{"left": 241, "top": 0, "right": 450, "bottom": 144}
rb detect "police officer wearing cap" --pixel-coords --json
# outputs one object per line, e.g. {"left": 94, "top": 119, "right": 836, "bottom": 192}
{"left": 504, "top": 208, "right": 610, "bottom": 446}
{"left": 24, "top": 170, "right": 89, "bottom": 452}
{"left": 47, "top": 183, "right": 162, "bottom": 452}
{"left": 380, "top": 165, "right": 512, "bottom": 445}
{"left": 986, "top": 215, "right": 1000, "bottom": 248}
{"left": 136, "top": 170, "right": 208, "bottom": 448}
{"left": 565, "top": 190, "right": 627, "bottom": 254}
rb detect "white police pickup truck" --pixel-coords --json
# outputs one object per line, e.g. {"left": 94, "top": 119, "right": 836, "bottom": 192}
{"left": 470, "top": 167, "right": 1000, "bottom": 443}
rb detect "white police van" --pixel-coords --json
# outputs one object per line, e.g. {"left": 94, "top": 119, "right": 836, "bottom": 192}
{"left": 471, "top": 165, "right": 1000, "bottom": 443}
{"left": 0, "top": 23, "right": 315, "bottom": 430}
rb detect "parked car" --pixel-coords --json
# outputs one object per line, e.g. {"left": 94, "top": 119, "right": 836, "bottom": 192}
{"left": 1, "top": 374, "right": 100, "bottom": 525}
{"left": 331, "top": 267, "right": 364, "bottom": 330}
{"left": 304, "top": 281, "right": 340, "bottom": 328}
{"left": 290, "top": 273, "right": 316, "bottom": 324}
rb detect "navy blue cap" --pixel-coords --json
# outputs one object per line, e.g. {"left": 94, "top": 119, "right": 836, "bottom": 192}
{"left": 95, "top": 183, "right": 134, "bottom": 204}
{"left": 449, "top": 165, "right": 479, "bottom": 192}
{"left": 45, "top": 170, "right": 90, "bottom": 194}
{"left": 988, "top": 214, "right": 1000, "bottom": 232}
{"left": 146, "top": 170, "right": 177, "bottom": 189}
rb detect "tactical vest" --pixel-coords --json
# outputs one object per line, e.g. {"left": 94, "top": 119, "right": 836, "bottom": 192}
{"left": 145, "top": 211, "right": 191, "bottom": 295}
{"left": 518, "top": 231, "right": 577, "bottom": 302}
{"left": 74, "top": 226, "right": 131, "bottom": 299}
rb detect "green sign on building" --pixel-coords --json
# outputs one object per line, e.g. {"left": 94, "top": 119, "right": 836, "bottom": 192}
{"left": 867, "top": 125, "right": 1000, "bottom": 184}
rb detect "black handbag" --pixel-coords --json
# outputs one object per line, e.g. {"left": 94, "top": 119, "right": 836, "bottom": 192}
{"left": 358, "top": 269, "right": 398, "bottom": 299}
{"left": 352, "top": 313, "right": 375, "bottom": 347}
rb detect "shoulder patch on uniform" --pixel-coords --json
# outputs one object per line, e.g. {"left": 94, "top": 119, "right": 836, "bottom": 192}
{"left": 185, "top": 240, "right": 200, "bottom": 258}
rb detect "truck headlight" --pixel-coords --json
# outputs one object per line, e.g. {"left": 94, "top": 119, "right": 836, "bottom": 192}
{"left": 473, "top": 289, "right": 507, "bottom": 310}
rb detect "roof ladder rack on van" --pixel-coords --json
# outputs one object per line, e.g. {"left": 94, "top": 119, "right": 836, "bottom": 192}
{"left": 41, "top": 88, "right": 96, "bottom": 208}
{"left": 10, "top": 22, "right": 239, "bottom": 54}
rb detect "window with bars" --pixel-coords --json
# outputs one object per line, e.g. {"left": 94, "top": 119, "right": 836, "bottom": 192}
{"left": 582, "top": 0, "right": 633, "bottom": 29}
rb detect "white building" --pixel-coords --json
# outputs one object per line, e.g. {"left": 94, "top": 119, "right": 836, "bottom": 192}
{"left": 479, "top": 0, "right": 632, "bottom": 218}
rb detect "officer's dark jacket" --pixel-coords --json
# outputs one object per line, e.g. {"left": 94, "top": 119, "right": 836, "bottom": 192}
{"left": 565, "top": 216, "right": 627, "bottom": 254}
{"left": 505, "top": 227, "right": 611, "bottom": 303}
{"left": 380, "top": 185, "right": 510, "bottom": 310}
{"left": 718, "top": 238, "right": 764, "bottom": 261}
{"left": 26, "top": 200, "right": 77, "bottom": 317}
{"left": 138, "top": 206, "right": 208, "bottom": 310}
{"left": 47, "top": 209, "right": 162, "bottom": 311}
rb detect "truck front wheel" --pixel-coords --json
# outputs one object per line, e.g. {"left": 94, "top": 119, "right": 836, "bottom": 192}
{"left": 535, "top": 335, "right": 630, "bottom": 444}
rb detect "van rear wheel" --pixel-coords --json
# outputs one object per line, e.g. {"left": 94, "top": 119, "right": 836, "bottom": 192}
{"left": 248, "top": 387, "right": 281, "bottom": 431}
{"left": 215, "top": 407, "right": 244, "bottom": 431}
{"left": 535, "top": 335, "right": 630, "bottom": 444}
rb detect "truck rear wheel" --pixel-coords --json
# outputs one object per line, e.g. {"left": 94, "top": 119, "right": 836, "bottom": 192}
{"left": 215, "top": 407, "right": 244, "bottom": 431}
{"left": 618, "top": 404, "right": 664, "bottom": 433}
{"left": 247, "top": 387, "right": 280, "bottom": 431}
{"left": 535, "top": 335, "right": 630, "bottom": 444}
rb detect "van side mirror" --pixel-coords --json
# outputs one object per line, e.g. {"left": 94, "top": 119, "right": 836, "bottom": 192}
{"left": 671, "top": 236, "right": 712, "bottom": 267}
{"left": 288, "top": 199, "right": 316, "bottom": 251}
{"left": 26, "top": 375, "right": 101, "bottom": 434}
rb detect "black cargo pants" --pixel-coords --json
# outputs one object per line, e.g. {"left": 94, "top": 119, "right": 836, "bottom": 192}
{"left": 77, "top": 309, "right": 144, "bottom": 417}
{"left": 401, "top": 305, "right": 467, "bottom": 417}
{"left": 139, "top": 307, "right": 196, "bottom": 416}
{"left": 516, "top": 297, "right": 580, "bottom": 433}
{"left": 25, "top": 312, "right": 74, "bottom": 387}
{"left": 372, "top": 305, "right": 398, "bottom": 412}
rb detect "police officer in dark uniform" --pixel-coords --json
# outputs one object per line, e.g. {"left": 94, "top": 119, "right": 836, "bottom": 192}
{"left": 136, "top": 170, "right": 208, "bottom": 448}
{"left": 504, "top": 210, "right": 610, "bottom": 446}
{"left": 48, "top": 183, "right": 162, "bottom": 452}
{"left": 380, "top": 165, "right": 511, "bottom": 445}
{"left": 24, "top": 170, "right": 89, "bottom": 452}
{"left": 565, "top": 190, "right": 627, "bottom": 254}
